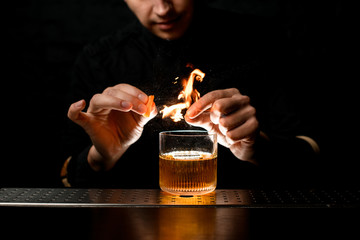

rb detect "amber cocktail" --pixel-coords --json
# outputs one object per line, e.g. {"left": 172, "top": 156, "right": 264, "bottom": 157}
{"left": 159, "top": 130, "right": 217, "bottom": 196}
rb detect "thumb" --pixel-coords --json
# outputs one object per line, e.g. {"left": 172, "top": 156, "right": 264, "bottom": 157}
{"left": 184, "top": 111, "right": 212, "bottom": 131}
{"left": 67, "top": 99, "right": 89, "bottom": 127}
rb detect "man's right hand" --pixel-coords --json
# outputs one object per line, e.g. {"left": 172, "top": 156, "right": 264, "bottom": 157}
{"left": 67, "top": 84, "right": 157, "bottom": 171}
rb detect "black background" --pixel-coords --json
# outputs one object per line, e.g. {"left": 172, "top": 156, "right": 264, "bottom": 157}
{"left": 3, "top": 0, "right": 357, "bottom": 188}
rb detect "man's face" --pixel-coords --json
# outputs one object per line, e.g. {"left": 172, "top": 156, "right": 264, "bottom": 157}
{"left": 125, "top": 0, "right": 194, "bottom": 40}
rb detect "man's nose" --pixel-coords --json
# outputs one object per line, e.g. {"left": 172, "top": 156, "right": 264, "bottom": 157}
{"left": 153, "top": 0, "right": 172, "bottom": 17}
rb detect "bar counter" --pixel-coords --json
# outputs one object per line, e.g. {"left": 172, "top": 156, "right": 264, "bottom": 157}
{"left": 1, "top": 188, "right": 359, "bottom": 240}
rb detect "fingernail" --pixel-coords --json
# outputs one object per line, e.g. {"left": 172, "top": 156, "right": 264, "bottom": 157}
{"left": 138, "top": 94, "right": 148, "bottom": 103}
{"left": 74, "top": 100, "right": 84, "bottom": 108}
{"left": 121, "top": 101, "right": 131, "bottom": 109}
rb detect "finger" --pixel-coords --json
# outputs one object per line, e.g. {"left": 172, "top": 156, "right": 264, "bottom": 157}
{"left": 210, "top": 94, "right": 250, "bottom": 127}
{"left": 105, "top": 84, "right": 148, "bottom": 103}
{"left": 218, "top": 124, "right": 228, "bottom": 137}
{"left": 213, "top": 94, "right": 250, "bottom": 116}
{"left": 186, "top": 88, "right": 240, "bottom": 119}
{"left": 88, "top": 93, "right": 134, "bottom": 113}
{"left": 184, "top": 111, "right": 214, "bottom": 132}
{"left": 226, "top": 117, "right": 259, "bottom": 144}
{"left": 67, "top": 99, "right": 89, "bottom": 126}
{"left": 219, "top": 105, "right": 256, "bottom": 131}
{"left": 103, "top": 88, "right": 148, "bottom": 114}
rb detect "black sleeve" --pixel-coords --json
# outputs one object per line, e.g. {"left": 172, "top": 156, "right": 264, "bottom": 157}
{"left": 251, "top": 83, "right": 320, "bottom": 187}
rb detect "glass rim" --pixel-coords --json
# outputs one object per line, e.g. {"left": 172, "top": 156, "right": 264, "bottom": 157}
{"left": 159, "top": 130, "right": 215, "bottom": 137}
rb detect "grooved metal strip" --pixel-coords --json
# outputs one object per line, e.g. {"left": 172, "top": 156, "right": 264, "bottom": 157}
{"left": 0, "top": 188, "right": 359, "bottom": 208}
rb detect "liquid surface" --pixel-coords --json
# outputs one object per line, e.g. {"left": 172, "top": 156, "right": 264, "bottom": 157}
{"left": 159, "top": 151, "right": 217, "bottom": 195}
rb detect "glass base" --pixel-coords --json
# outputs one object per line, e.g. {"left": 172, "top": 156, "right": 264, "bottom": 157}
{"left": 160, "top": 186, "right": 216, "bottom": 196}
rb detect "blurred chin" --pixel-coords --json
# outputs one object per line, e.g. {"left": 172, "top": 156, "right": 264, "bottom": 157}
{"left": 155, "top": 32, "right": 181, "bottom": 40}
{"left": 151, "top": 28, "right": 186, "bottom": 40}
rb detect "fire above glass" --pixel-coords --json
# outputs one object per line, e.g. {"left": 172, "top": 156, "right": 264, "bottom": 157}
{"left": 160, "top": 68, "right": 205, "bottom": 122}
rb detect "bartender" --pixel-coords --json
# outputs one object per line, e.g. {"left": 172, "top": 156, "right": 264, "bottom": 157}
{"left": 63, "top": 0, "right": 319, "bottom": 188}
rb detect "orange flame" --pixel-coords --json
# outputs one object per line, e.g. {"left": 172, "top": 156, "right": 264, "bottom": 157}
{"left": 161, "top": 69, "right": 205, "bottom": 122}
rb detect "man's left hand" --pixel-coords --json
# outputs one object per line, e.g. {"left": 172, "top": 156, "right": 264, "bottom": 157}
{"left": 185, "top": 88, "right": 259, "bottom": 164}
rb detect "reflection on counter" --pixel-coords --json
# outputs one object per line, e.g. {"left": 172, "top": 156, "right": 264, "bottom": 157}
{"left": 90, "top": 208, "right": 249, "bottom": 240}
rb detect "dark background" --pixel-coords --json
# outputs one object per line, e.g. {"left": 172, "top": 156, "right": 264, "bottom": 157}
{"left": 3, "top": 0, "right": 357, "bottom": 188}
